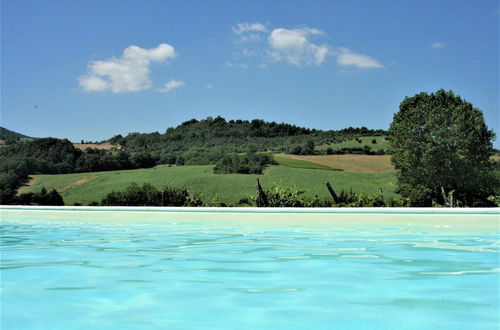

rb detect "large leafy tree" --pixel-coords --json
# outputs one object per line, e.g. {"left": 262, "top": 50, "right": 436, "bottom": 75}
{"left": 388, "top": 89, "right": 497, "bottom": 206}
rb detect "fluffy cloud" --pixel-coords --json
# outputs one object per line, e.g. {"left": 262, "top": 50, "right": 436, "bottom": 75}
{"left": 232, "top": 22, "right": 268, "bottom": 35}
{"left": 78, "top": 75, "right": 109, "bottom": 92}
{"left": 431, "top": 42, "right": 444, "bottom": 49}
{"left": 157, "top": 79, "right": 185, "bottom": 93}
{"left": 267, "top": 28, "right": 329, "bottom": 66}
{"left": 232, "top": 23, "right": 268, "bottom": 42}
{"left": 79, "top": 43, "right": 176, "bottom": 93}
{"left": 229, "top": 23, "right": 383, "bottom": 70}
{"left": 336, "top": 47, "right": 383, "bottom": 69}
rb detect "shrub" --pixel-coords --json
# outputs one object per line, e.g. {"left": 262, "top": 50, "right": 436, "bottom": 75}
{"left": 214, "top": 152, "right": 276, "bottom": 174}
{"left": 15, "top": 187, "right": 64, "bottom": 206}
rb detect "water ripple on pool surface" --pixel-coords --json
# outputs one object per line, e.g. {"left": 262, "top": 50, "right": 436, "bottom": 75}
{"left": 1, "top": 219, "right": 498, "bottom": 329}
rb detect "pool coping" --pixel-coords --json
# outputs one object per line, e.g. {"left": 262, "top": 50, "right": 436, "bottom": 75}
{"left": 1, "top": 205, "right": 499, "bottom": 215}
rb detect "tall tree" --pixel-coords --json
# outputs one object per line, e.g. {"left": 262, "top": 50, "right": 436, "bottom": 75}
{"left": 388, "top": 89, "right": 497, "bottom": 206}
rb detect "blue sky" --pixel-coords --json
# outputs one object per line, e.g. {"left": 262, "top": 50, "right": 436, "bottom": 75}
{"left": 2, "top": 0, "right": 499, "bottom": 146}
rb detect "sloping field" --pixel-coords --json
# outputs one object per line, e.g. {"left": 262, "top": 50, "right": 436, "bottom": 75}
{"left": 19, "top": 165, "right": 398, "bottom": 205}
{"left": 317, "top": 136, "right": 390, "bottom": 152}
{"left": 276, "top": 154, "right": 394, "bottom": 173}
{"left": 273, "top": 155, "right": 339, "bottom": 171}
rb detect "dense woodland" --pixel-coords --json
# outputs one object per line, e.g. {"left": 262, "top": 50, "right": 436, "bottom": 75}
{"left": 109, "top": 117, "right": 386, "bottom": 163}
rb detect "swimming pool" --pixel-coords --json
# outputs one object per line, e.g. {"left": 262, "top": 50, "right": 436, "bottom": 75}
{"left": 1, "top": 207, "right": 499, "bottom": 329}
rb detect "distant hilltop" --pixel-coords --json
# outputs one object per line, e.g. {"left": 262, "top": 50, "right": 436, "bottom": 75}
{"left": 0, "top": 127, "right": 34, "bottom": 144}
{"left": 2, "top": 117, "right": 388, "bottom": 146}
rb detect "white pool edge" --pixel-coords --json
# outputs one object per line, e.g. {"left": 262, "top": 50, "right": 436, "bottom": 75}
{"left": 1, "top": 205, "right": 499, "bottom": 215}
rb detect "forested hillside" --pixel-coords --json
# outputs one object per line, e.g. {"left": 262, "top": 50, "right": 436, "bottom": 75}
{"left": 0, "top": 127, "right": 33, "bottom": 145}
{"left": 109, "top": 116, "right": 387, "bottom": 164}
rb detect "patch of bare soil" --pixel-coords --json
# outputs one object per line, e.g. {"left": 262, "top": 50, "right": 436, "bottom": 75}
{"left": 60, "top": 177, "right": 92, "bottom": 192}
{"left": 73, "top": 143, "right": 122, "bottom": 151}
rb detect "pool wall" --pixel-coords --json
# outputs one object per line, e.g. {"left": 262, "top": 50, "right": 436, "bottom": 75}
{"left": 1, "top": 206, "right": 498, "bottom": 227}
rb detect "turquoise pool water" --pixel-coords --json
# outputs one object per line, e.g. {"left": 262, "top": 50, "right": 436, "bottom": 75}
{"left": 1, "top": 210, "right": 499, "bottom": 329}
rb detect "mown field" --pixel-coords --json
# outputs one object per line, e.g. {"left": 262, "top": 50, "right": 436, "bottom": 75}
{"left": 19, "top": 162, "right": 398, "bottom": 206}
{"left": 275, "top": 154, "right": 394, "bottom": 173}
{"left": 317, "top": 135, "right": 390, "bottom": 152}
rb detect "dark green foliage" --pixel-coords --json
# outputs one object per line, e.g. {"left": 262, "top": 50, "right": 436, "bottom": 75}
{"left": 339, "top": 126, "right": 386, "bottom": 136}
{"left": 371, "top": 139, "right": 377, "bottom": 144}
{"left": 214, "top": 152, "right": 276, "bottom": 174}
{"left": 15, "top": 187, "right": 64, "bottom": 206}
{"left": 389, "top": 90, "right": 498, "bottom": 206}
{"left": 289, "top": 140, "right": 316, "bottom": 155}
{"left": 100, "top": 183, "right": 202, "bottom": 206}
{"left": 326, "top": 146, "right": 385, "bottom": 155}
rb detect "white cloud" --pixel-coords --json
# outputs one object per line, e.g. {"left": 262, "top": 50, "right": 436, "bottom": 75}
{"left": 79, "top": 43, "right": 176, "bottom": 93}
{"left": 431, "top": 42, "right": 444, "bottom": 49}
{"left": 336, "top": 47, "right": 383, "bottom": 69}
{"left": 157, "top": 79, "right": 185, "bottom": 93}
{"left": 205, "top": 84, "right": 213, "bottom": 89}
{"left": 232, "top": 23, "right": 268, "bottom": 35}
{"left": 232, "top": 22, "right": 268, "bottom": 42}
{"left": 79, "top": 75, "right": 109, "bottom": 92}
{"left": 267, "top": 27, "right": 329, "bottom": 66}
{"left": 229, "top": 24, "right": 382, "bottom": 70}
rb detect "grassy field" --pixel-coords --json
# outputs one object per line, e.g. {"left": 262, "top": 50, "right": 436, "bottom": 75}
{"left": 276, "top": 154, "right": 394, "bottom": 173}
{"left": 273, "top": 155, "right": 340, "bottom": 171}
{"left": 317, "top": 135, "right": 390, "bottom": 152}
{"left": 19, "top": 164, "right": 398, "bottom": 206}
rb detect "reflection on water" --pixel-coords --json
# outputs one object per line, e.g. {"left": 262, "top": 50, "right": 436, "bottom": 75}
{"left": 1, "top": 218, "right": 499, "bottom": 329}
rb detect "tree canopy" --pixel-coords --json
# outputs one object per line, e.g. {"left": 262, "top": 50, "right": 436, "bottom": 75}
{"left": 388, "top": 89, "right": 498, "bottom": 206}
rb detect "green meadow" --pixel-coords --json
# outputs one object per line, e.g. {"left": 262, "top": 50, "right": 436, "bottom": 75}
{"left": 273, "top": 155, "right": 340, "bottom": 170}
{"left": 19, "top": 164, "right": 398, "bottom": 206}
{"left": 317, "top": 136, "right": 390, "bottom": 152}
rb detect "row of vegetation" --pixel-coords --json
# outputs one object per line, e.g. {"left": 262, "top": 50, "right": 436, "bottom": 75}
{"left": 19, "top": 182, "right": 406, "bottom": 207}
{"left": 288, "top": 140, "right": 387, "bottom": 155}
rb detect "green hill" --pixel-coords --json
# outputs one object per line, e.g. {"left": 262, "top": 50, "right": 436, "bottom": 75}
{"left": 0, "top": 127, "right": 33, "bottom": 144}
{"left": 107, "top": 117, "right": 388, "bottom": 163}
